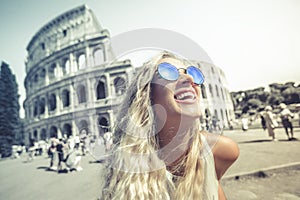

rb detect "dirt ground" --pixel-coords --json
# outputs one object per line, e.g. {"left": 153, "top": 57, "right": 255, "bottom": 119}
{"left": 222, "top": 165, "right": 300, "bottom": 200}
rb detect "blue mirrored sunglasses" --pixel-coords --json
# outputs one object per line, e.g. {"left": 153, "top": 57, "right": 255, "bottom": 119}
{"left": 157, "top": 62, "right": 205, "bottom": 85}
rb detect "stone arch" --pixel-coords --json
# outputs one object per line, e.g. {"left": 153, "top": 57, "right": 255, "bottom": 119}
{"left": 204, "top": 109, "right": 211, "bottom": 131}
{"left": 96, "top": 81, "right": 106, "bottom": 99}
{"left": 49, "top": 126, "right": 58, "bottom": 138}
{"left": 114, "top": 77, "right": 126, "bottom": 96}
{"left": 40, "top": 68, "right": 46, "bottom": 85}
{"left": 98, "top": 116, "right": 109, "bottom": 135}
{"left": 209, "top": 84, "right": 214, "bottom": 97}
{"left": 40, "top": 129, "right": 47, "bottom": 140}
{"left": 39, "top": 97, "right": 45, "bottom": 115}
{"left": 214, "top": 109, "right": 219, "bottom": 120}
{"left": 62, "top": 123, "right": 72, "bottom": 138}
{"left": 33, "top": 130, "right": 38, "bottom": 140}
{"left": 78, "top": 119, "right": 89, "bottom": 134}
{"left": 220, "top": 87, "right": 225, "bottom": 100}
{"left": 215, "top": 85, "right": 219, "bottom": 97}
{"left": 94, "top": 48, "right": 104, "bottom": 66}
{"left": 78, "top": 53, "right": 86, "bottom": 70}
{"left": 62, "top": 58, "right": 71, "bottom": 75}
{"left": 49, "top": 63, "right": 57, "bottom": 79}
{"left": 201, "top": 84, "right": 207, "bottom": 99}
{"left": 205, "top": 109, "right": 211, "bottom": 118}
{"left": 211, "top": 66, "right": 215, "bottom": 74}
{"left": 48, "top": 93, "right": 56, "bottom": 111}
{"left": 211, "top": 109, "right": 219, "bottom": 131}
{"left": 61, "top": 89, "right": 70, "bottom": 107}
{"left": 77, "top": 84, "right": 87, "bottom": 103}
{"left": 33, "top": 100, "right": 39, "bottom": 116}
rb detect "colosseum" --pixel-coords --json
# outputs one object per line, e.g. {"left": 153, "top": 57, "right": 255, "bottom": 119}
{"left": 23, "top": 5, "right": 235, "bottom": 145}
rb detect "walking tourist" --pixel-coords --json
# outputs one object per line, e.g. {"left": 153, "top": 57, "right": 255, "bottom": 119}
{"left": 48, "top": 137, "right": 58, "bottom": 170}
{"left": 103, "top": 131, "right": 113, "bottom": 151}
{"left": 279, "top": 103, "right": 295, "bottom": 140}
{"left": 56, "top": 138, "right": 67, "bottom": 172}
{"left": 263, "top": 106, "right": 278, "bottom": 141}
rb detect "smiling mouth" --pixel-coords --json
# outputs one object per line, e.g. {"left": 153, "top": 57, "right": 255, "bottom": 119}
{"left": 174, "top": 91, "right": 196, "bottom": 102}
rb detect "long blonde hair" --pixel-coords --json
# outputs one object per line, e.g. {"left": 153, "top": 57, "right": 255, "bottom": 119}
{"left": 101, "top": 51, "right": 204, "bottom": 200}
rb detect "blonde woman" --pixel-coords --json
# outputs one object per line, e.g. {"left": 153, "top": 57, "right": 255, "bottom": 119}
{"left": 101, "top": 51, "right": 239, "bottom": 200}
{"left": 264, "top": 106, "right": 278, "bottom": 141}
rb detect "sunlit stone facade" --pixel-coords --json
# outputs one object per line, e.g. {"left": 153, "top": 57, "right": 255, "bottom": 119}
{"left": 23, "top": 5, "right": 134, "bottom": 144}
{"left": 23, "top": 5, "right": 235, "bottom": 145}
{"left": 192, "top": 60, "right": 235, "bottom": 130}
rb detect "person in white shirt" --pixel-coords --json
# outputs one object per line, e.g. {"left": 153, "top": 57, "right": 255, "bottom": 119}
{"left": 279, "top": 103, "right": 295, "bottom": 140}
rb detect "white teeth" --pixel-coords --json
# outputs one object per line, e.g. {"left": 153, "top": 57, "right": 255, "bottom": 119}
{"left": 176, "top": 92, "right": 195, "bottom": 100}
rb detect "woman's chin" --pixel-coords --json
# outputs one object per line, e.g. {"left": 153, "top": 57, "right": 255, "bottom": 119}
{"left": 177, "top": 104, "right": 201, "bottom": 119}
{"left": 181, "top": 112, "right": 201, "bottom": 119}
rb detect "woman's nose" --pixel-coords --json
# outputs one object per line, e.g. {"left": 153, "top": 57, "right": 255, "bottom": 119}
{"left": 178, "top": 69, "right": 194, "bottom": 84}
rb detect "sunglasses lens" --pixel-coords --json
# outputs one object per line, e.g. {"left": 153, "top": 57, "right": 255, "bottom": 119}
{"left": 158, "top": 62, "right": 179, "bottom": 81}
{"left": 187, "top": 66, "right": 205, "bottom": 84}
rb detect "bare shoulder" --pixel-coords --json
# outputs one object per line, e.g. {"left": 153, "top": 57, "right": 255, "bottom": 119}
{"left": 202, "top": 132, "right": 240, "bottom": 179}
{"left": 202, "top": 132, "right": 239, "bottom": 159}
{"left": 211, "top": 134, "right": 239, "bottom": 162}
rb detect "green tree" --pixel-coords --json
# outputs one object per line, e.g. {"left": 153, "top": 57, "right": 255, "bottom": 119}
{"left": 282, "top": 86, "right": 300, "bottom": 104}
{"left": 247, "top": 98, "right": 262, "bottom": 109}
{"left": 230, "top": 82, "right": 300, "bottom": 118}
{"left": 257, "top": 90, "right": 269, "bottom": 102}
{"left": 0, "top": 61, "right": 20, "bottom": 157}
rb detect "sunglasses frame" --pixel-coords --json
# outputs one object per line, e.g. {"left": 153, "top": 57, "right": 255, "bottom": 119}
{"left": 157, "top": 62, "right": 205, "bottom": 85}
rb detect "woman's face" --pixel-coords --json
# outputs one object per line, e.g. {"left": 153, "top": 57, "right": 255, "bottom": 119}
{"left": 151, "top": 57, "right": 202, "bottom": 122}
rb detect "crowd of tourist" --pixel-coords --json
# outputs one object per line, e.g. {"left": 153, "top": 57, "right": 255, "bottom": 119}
{"left": 240, "top": 103, "right": 298, "bottom": 141}
{"left": 10, "top": 131, "right": 113, "bottom": 174}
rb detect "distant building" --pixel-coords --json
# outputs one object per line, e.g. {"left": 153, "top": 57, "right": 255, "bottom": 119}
{"left": 192, "top": 60, "right": 235, "bottom": 130}
{"left": 23, "top": 5, "right": 235, "bottom": 144}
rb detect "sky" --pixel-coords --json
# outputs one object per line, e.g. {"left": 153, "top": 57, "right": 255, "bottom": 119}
{"left": 1, "top": 0, "right": 300, "bottom": 117}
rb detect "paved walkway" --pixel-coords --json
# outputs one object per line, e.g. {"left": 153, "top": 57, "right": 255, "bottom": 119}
{"left": 0, "top": 127, "right": 299, "bottom": 200}
{"left": 223, "top": 128, "right": 300, "bottom": 177}
{"left": 221, "top": 128, "right": 300, "bottom": 200}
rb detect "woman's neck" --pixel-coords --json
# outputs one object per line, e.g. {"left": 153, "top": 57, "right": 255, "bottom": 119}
{"left": 157, "top": 116, "right": 195, "bottom": 167}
